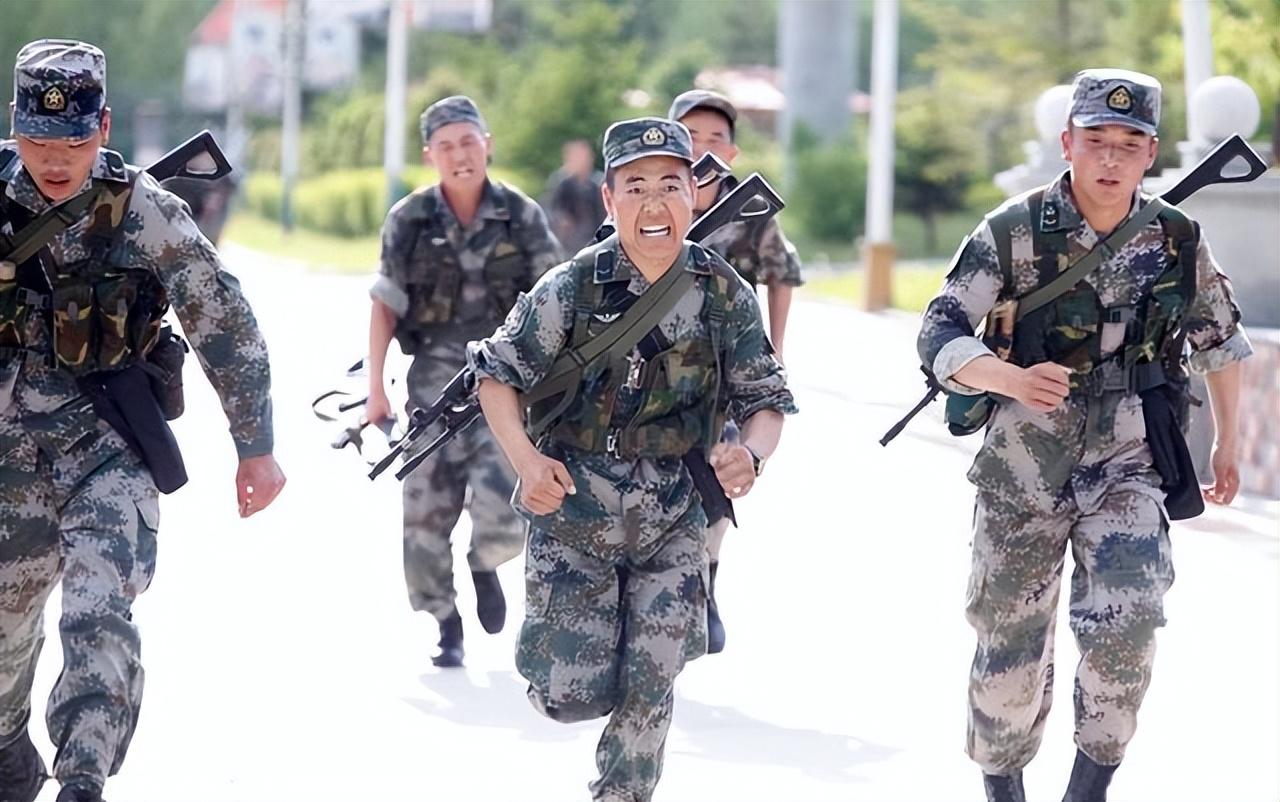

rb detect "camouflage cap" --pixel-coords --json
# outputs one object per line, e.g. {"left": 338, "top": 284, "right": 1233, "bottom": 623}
{"left": 602, "top": 117, "right": 693, "bottom": 171}
{"left": 420, "top": 95, "right": 488, "bottom": 144}
{"left": 12, "top": 39, "right": 106, "bottom": 141}
{"left": 667, "top": 89, "right": 737, "bottom": 135}
{"left": 1068, "top": 68, "right": 1161, "bottom": 136}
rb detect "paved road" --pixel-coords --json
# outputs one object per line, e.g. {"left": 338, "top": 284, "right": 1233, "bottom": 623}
{"left": 27, "top": 244, "right": 1279, "bottom": 801}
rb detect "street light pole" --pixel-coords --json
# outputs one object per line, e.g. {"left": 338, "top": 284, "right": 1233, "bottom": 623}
{"left": 280, "top": 0, "right": 306, "bottom": 233}
{"left": 384, "top": 0, "right": 409, "bottom": 212}
{"left": 864, "top": 0, "right": 898, "bottom": 312}
{"left": 1181, "top": 0, "right": 1214, "bottom": 142}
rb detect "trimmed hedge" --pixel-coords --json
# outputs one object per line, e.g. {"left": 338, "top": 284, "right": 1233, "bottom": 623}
{"left": 241, "top": 167, "right": 536, "bottom": 238}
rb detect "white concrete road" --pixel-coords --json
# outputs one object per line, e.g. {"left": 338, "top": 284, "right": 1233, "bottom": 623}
{"left": 26, "top": 244, "right": 1279, "bottom": 802}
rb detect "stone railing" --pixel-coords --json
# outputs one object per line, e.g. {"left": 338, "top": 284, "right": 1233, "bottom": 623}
{"left": 1239, "top": 328, "right": 1280, "bottom": 498}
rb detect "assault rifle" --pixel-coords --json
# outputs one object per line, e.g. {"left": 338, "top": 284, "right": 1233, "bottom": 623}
{"left": 365, "top": 155, "right": 786, "bottom": 527}
{"left": 878, "top": 133, "right": 1269, "bottom": 447}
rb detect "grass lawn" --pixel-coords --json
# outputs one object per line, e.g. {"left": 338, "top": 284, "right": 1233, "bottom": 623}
{"left": 223, "top": 212, "right": 379, "bottom": 274}
{"left": 802, "top": 264, "right": 948, "bottom": 313}
{"left": 224, "top": 210, "right": 952, "bottom": 311}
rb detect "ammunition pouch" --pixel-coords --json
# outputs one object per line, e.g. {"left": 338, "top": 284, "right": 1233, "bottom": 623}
{"left": 79, "top": 363, "right": 188, "bottom": 494}
{"left": 142, "top": 324, "right": 188, "bottom": 420}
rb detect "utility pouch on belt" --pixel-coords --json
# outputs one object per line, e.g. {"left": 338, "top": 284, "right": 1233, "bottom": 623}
{"left": 79, "top": 365, "right": 188, "bottom": 494}
{"left": 1141, "top": 383, "right": 1204, "bottom": 521}
{"left": 143, "top": 324, "right": 188, "bottom": 420}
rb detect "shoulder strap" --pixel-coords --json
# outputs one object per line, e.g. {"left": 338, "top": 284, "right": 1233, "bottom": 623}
{"left": 1156, "top": 205, "right": 1199, "bottom": 305}
{"left": 1016, "top": 197, "right": 1168, "bottom": 320}
{"left": 521, "top": 247, "right": 697, "bottom": 433}
{"left": 985, "top": 193, "right": 1033, "bottom": 296}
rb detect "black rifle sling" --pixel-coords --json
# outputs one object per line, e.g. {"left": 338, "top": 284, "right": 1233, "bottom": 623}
{"left": 522, "top": 242, "right": 697, "bottom": 438}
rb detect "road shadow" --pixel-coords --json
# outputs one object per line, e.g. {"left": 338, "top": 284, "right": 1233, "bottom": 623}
{"left": 670, "top": 694, "right": 899, "bottom": 784}
{"left": 403, "top": 669, "right": 586, "bottom": 743}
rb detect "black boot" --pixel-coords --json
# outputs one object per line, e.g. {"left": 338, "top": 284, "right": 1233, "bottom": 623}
{"left": 55, "top": 782, "right": 104, "bottom": 802}
{"left": 1062, "top": 749, "right": 1118, "bottom": 802}
{"left": 472, "top": 570, "right": 507, "bottom": 634}
{"left": 983, "top": 771, "right": 1026, "bottom": 802}
{"left": 432, "top": 610, "right": 464, "bottom": 668}
{"left": 706, "top": 561, "right": 725, "bottom": 654}
{"left": 0, "top": 728, "right": 46, "bottom": 802}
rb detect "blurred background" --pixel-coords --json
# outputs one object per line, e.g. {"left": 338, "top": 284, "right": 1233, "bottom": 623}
{"left": 0, "top": 0, "right": 1273, "bottom": 269}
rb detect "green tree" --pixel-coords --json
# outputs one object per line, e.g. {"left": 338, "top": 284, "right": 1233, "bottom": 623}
{"left": 489, "top": 0, "right": 639, "bottom": 180}
{"left": 894, "top": 86, "right": 976, "bottom": 253}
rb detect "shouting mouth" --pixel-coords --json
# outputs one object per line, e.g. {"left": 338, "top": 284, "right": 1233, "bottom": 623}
{"left": 639, "top": 225, "right": 671, "bottom": 238}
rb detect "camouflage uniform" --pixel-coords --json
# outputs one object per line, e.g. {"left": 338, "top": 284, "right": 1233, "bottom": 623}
{"left": 0, "top": 40, "right": 273, "bottom": 792}
{"left": 918, "top": 71, "right": 1252, "bottom": 778}
{"left": 372, "top": 99, "right": 560, "bottom": 623}
{"left": 467, "top": 118, "right": 796, "bottom": 802}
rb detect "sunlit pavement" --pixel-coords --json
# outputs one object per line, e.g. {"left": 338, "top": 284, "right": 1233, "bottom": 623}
{"left": 27, "top": 243, "right": 1278, "bottom": 801}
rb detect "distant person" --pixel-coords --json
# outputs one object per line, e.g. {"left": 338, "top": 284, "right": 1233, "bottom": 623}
{"left": 165, "top": 173, "right": 237, "bottom": 245}
{"left": 541, "top": 138, "right": 606, "bottom": 254}
{"left": 365, "top": 96, "right": 561, "bottom": 668}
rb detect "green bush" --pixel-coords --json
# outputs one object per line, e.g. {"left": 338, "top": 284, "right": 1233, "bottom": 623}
{"left": 788, "top": 129, "right": 868, "bottom": 243}
{"left": 239, "top": 167, "right": 537, "bottom": 238}
{"left": 243, "top": 173, "right": 283, "bottom": 222}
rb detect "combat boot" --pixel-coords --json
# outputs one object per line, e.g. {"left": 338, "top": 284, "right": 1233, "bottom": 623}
{"left": 432, "top": 610, "right": 464, "bottom": 668}
{"left": 55, "top": 782, "right": 104, "bottom": 802}
{"left": 472, "top": 569, "right": 507, "bottom": 634}
{"left": 0, "top": 727, "right": 46, "bottom": 802}
{"left": 983, "top": 771, "right": 1026, "bottom": 802}
{"left": 706, "top": 560, "right": 725, "bottom": 654}
{"left": 1061, "top": 749, "right": 1118, "bottom": 802}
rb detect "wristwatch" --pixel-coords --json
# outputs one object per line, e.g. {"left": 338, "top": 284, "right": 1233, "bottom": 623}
{"left": 745, "top": 445, "right": 766, "bottom": 477}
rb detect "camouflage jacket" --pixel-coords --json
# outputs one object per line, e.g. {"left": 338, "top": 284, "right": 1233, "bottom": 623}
{"left": 698, "top": 177, "right": 803, "bottom": 288}
{"left": 371, "top": 179, "right": 561, "bottom": 402}
{"left": 918, "top": 172, "right": 1251, "bottom": 507}
{"left": 0, "top": 144, "right": 274, "bottom": 460}
{"left": 467, "top": 238, "right": 796, "bottom": 549}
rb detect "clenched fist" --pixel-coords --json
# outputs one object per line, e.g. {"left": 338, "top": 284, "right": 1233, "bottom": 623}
{"left": 517, "top": 452, "right": 577, "bottom": 515}
{"left": 1007, "top": 362, "right": 1073, "bottom": 412}
{"left": 710, "top": 442, "right": 756, "bottom": 499}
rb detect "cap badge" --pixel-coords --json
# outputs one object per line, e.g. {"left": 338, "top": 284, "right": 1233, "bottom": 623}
{"left": 1106, "top": 85, "right": 1133, "bottom": 113}
{"left": 641, "top": 127, "right": 666, "bottom": 146}
{"left": 42, "top": 86, "right": 67, "bottom": 112}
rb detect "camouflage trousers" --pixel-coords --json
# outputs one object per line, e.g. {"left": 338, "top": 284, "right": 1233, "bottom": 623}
{"left": 965, "top": 484, "right": 1173, "bottom": 775}
{"left": 517, "top": 508, "right": 707, "bottom": 802}
{"left": 402, "top": 420, "right": 524, "bottom": 621}
{"left": 0, "top": 420, "right": 157, "bottom": 788}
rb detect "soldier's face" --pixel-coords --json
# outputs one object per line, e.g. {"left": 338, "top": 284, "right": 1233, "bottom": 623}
{"left": 602, "top": 155, "right": 695, "bottom": 267}
{"left": 12, "top": 108, "right": 110, "bottom": 203}
{"left": 424, "top": 122, "right": 491, "bottom": 193}
{"left": 1062, "top": 124, "right": 1157, "bottom": 211}
{"left": 681, "top": 109, "right": 738, "bottom": 165}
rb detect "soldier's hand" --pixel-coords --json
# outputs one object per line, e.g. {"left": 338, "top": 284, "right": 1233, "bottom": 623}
{"left": 365, "top": 388, "right": 393, "bottom": 425}
{"left": 517, "top": 453, "right": 576, "bottom": 515}
{"left": 236, "top": 454, "right": 286, "bottom": 518}
{"left": 1009, "top": 362, "right": 1072, "bottom": 412}
{"left": 1204, "top": 441, "right": 1240, "bottom": 506}
{"left": 710, "top": 442, "right": 755, "bottom": 499}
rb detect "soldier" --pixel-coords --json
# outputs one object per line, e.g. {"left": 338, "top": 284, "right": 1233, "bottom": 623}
{"left": 668, "top": 89, "right": 803, "bottom": 653}
{"left": 0, "top": 40, "right": 283, "bottom": 802}
{"left": 541, "top": 138, "right": 607, "bottom": 255}
{"left": 917, "top": 70, "right": 1250, "bottom": 802}
{"left": 468, "top": 117, "right": 796, "bottom": 802}
{"left": 365, "top": 96, "right": 561, "bottom": 668}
